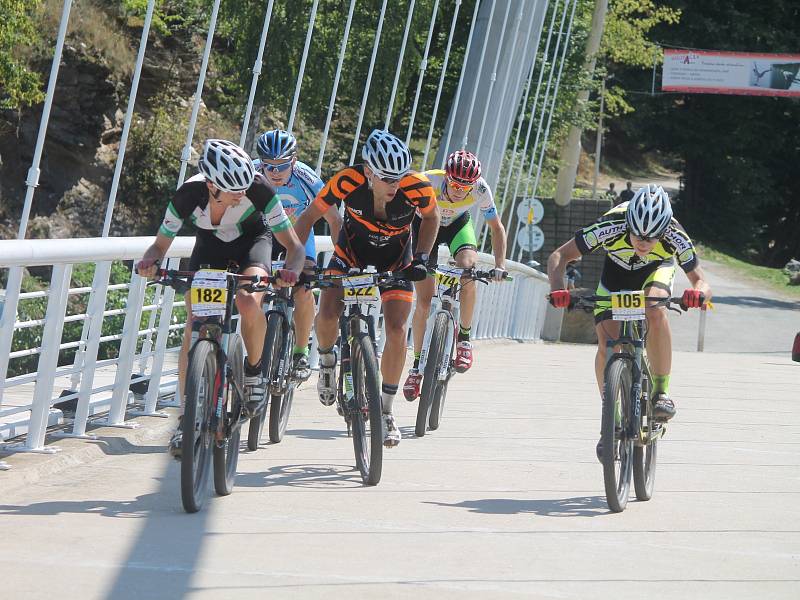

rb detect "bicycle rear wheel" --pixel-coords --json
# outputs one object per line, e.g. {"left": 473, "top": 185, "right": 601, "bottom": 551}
{"left": 213, "top": 333, "right": 244, "bottom": 496}
{"left": 417, "top": 312, "right": 450, "bottom": 436}
{"left": 247, "top": 312, "right": 282, "bottom": 451}
{"left": 181, "top": 340, "right": 217, "bottom": 513}
{"left": 602, "top": 357, "right": 634, "bottom": 513}
{"left": 269, "top": 324, "right": 295, "bottom": 443}
{"left": 633, "top": 366, "right": 659, "bottom": 500}
{"left": 350, "top": 333, "right": 383, "bottom": 485}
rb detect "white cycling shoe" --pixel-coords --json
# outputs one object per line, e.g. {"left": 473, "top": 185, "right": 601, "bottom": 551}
{"left": 382, "top": 413, "right": 401, "bottom": 448}
{"left": 317, "top": 348, "right": 337, "bottom": 406}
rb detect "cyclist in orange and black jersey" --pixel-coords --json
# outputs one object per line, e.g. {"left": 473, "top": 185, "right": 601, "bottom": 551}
{"left": 293, "top": 129, "right": 440, "bottom": 447}
{"left": 313, "top": 163, "right": 437, "bottom": 280}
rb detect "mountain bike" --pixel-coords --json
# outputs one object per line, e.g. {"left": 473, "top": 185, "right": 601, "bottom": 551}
{"left": 572, "top": 291, "right": 686, "bottom": 513}
{"left": 414, "top": 266, "right": 511, "bottom": 437}
{"left": 150, "top": 267, "right": 274, "bottom": 513}
{"left": 309, "top": 269, "right": 409, "bottom": 486}
{"left": 247, "top": 261, "right": 298, "bottom": 449}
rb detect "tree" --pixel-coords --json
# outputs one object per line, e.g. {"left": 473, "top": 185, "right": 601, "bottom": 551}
{"left": 608, "top": 0, "right": 800, "bottom": 265}
{"left": 0, "top": 0, "right": 45, "bottom": 110}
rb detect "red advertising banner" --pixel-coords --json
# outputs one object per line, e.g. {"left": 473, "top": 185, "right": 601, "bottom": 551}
{"left": 662, "top": 49, "right": 800, "bottom": 97}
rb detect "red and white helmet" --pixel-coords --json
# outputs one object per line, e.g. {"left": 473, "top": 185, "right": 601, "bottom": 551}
{"left": 445, "top": 150, "right": 482, "bottom": 184}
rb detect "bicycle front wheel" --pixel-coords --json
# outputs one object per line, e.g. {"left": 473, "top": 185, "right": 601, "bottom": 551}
{"left": 247, "top": 312, "right": 282, "bottom": 451}
{"left": 181, "top": 340, "right": 217, "bottom": 513}
{"left": 602, "top": 357, "right": 634, "bottom": 513}
{"left": 213, "top": 333, "right": 244, "bottom": 497}
{"left": 417, "top": 312, "right": 450, "bottom": 436}
{"left": 350, "top": 332, "right": 383, "bottom": 485}
{"left": 269, "top": 323, "right": 295, "bottom": 443}
{"left": 633, "top": 368, "right": 659, "bottom": 500}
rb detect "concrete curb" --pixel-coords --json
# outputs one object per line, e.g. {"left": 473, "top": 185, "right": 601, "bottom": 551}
{"left": 0, "top": 409, "right": 178, "bottom": 494}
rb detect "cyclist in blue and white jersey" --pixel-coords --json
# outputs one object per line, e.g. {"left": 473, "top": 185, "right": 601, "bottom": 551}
{"left": 137, "top": 139, "right": 306, "bottom": 457}
{"left": 255, "top": 129, "right": 342, "bottom": 380}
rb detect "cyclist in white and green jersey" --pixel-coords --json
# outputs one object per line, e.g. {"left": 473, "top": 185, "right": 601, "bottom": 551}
{"left": 404, "top": 150, "right": 508, "bottom": 400}
{"left": 137, "top": 139, "right": 305, "bottom": 458}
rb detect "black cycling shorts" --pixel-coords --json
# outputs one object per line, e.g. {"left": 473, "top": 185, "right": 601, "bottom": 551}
{"left": 189, "top": 229, "right": 272, "bottom": 273}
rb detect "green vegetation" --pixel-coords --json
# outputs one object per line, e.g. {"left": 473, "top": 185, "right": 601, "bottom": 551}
{"left": 9, "top": 261, "right": 182, "bottom": 378}
{"left": 606, "top": 1, "right": 800, "bottom": 268}
{"left": 696, "top": 244, "right": 800, "bottom": 299}
{"left": 0, "top": 0, "right": 45, "bottom": 109}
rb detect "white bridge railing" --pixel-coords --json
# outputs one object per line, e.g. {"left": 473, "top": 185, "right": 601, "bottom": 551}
{"left": 0, "top": 236, "right": 549, "bottom": 468}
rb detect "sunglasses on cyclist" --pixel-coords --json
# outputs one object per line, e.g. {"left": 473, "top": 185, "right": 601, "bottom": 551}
{"left": 261, "top": 160, "right": 293, "bottom": 174}
{"left": 446, "top": 176, "right": 474, "bottom": 191}
{"left": 370, "top": 171, "right": 402, "bottom": 184}
{"left": 631, "top": 233, "right": 660, "bottom": 243}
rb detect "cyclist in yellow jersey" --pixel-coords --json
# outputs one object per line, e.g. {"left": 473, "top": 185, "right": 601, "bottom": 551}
{"left": 547, "top": 184, "right": 712, "bottom": 458}
{"left": 404, "top": 151, "right": 507, "bottom": 400}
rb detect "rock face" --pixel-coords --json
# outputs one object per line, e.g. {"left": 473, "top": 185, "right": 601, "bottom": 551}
{"left": 0, "top": 44, "right": 122, "bottom": 239}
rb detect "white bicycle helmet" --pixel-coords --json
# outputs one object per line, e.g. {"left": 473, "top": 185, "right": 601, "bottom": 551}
{"left": 198, "top": 139, "right": 255, "bottom": 192}
{"left": 626, "top": 184, "right": 673, "bottom": 239}
{"left": 361, "top": 129, "right": 412, "bottom": 180}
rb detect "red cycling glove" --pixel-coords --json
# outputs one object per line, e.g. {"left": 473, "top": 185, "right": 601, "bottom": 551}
{"left": 681, "top": 289, "right": 705, "bottom": 309}
{"left": 549, "top": 289, "right": 571, "bottom": 308}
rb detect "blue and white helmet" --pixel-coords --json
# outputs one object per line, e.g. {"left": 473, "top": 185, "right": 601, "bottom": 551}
{"left": 626, "top": 184, "right": 673, "bottom": 239}
{"left": 361, "top": 129, "right": 412, "bottom": 179}
{"left": 256, "top": 129, "right": 297, "bottom": 160}
{"left": 198, "top": 139, "right": 255, "bottom": 192}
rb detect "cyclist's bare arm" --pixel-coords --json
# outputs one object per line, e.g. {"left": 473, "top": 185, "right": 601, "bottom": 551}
{"left": 323, "top": 204, "right": 343, "bottom": 242}
{"left": 547, "top": 239, "right": 582, "bottom": 290}
{"left": 487, "top": 216, "right": 507, "bottom": 270}
{"left": 415, "top": 204, "right": 441, "bottom": 255}
{"left": 685, "top": 265, "right": 712, "bottom": 302}
{"left": 138, "top": 233, "right": 173, "bottom": 278}
{"left": 292, "top": 201, "right": 326, "bottom": 245}
{"left": 273, "top": 227, "right": 306, "bottom": 276}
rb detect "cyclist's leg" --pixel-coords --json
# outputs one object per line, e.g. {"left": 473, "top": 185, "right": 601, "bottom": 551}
{"left": 592, "top": 281, "right": 621, "bottom": 395}
{"left": 235, "top": 233, "right": 271, "bottom": 367}
{"left": 292, "top": 233, "right": 319, "bottom": 361}
{"left": 643, "top": 264, "right": 677, "bottom": 418}
{"left": 380, "top": 290, "right": 414, "bottom": 391}
{"left": 593, "top": 288, "right": 623, "bottom": 461}
{"left": 380, "top": 288, "right": 413, "bottom": 446}
{"left": 290, "top": 258, "right": 317, "bottom": 380}
{"left": 447, "top": 215, "right": 478, "bottom": 372}
{"left": 411, "top": 277, "right": 436, "bottom": 359}
{"left": 315, "top": 249, "right": 347, "bottom": 405}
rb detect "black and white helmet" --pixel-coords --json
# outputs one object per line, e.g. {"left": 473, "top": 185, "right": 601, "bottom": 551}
{"left": 361, "top": 129, "right": 412, "bottom": 179}
{"left": 626, "top": 184, "right": 673, "bottom": 239}
{"left": 198, "top": 139, "right": 255, "bottom": 192}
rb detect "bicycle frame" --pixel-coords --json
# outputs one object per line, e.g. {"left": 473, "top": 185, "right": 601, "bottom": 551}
{"left": 186, "top": 275, "right": 242, "bottom": 439}
{"left": 418, "top": 279, "right": 459, "bottom": 383}
{"left": 261, "top": 286, "right": 295, "bottom": 395}
{"left": 604, "top": 319, "right": 649, "bottom": 444}
{"left": 339, "top": 290, "right": 380, "bottom": 408}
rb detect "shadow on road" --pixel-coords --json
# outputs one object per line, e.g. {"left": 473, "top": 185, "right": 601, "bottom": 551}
{"left": 283, "top": 428, "right": 348, "bottom": 441}
{"left": 425, "top": 496, "right": 610, "bottom": 517}
{"left": 0, "top": 491, "right": 166, "bottom": 518}
{"left": 86, "top": 436, "right": 168, "bottom": 456}
{"left": 235, "top": 462, "right": 364, "bottom": 489}
{"left": 710, "top": 296, "right": 799, "bottom": 310}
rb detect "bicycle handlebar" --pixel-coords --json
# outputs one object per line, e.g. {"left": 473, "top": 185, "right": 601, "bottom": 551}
{"left": 569, "top": 294, "right": 693, "bottom": 313}
{"left": 146, "top": 268, "right": 282, "bottom": 293}
{"left": 431, "top": 265, "right": 514, "bottom": 283}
